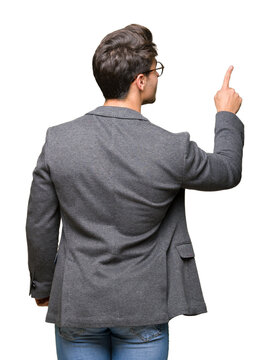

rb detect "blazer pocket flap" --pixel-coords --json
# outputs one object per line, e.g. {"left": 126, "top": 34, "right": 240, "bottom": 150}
{"left": 176, "top": 243, "right": 195, "bottom": 258}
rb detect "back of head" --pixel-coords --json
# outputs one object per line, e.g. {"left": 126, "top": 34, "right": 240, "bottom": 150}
{"left": 92, "top": 24, "right": 158, "bottom": 100}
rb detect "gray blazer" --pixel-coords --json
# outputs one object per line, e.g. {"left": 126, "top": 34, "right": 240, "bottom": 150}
{"left": 26, "top": 106, "right": 244, "bottom": 328}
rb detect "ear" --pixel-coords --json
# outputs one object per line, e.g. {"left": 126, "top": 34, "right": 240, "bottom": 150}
{"left": 135, "top": 74, "right": 146, "bottom": 91}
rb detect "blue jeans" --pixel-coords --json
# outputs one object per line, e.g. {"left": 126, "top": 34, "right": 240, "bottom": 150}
{"left": 55, "top": 322, "right": 169, "bottom": 360}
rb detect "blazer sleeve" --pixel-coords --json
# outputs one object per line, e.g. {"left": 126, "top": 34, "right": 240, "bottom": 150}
{"left": 25, "top": 127, "right": 61, "bottom": 298}
{"left": 182, "top": 111, "right": 245, "bottom": 191}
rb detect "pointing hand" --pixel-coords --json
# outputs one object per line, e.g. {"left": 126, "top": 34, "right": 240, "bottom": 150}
{"left": 214, "top": 65, "right": 242, "bottom": 114}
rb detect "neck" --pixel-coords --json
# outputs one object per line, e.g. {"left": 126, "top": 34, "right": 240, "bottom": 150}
{"left": 103, "top": 98, "right": 141, "bottom": 113}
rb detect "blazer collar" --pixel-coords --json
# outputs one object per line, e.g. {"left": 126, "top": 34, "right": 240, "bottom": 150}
{"left": 85, "top": 106, "right": 150, "bottom": 122}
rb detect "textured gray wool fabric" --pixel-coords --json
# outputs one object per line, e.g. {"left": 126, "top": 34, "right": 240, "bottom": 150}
{"left": 25, "top": 106, "right": 244, "bottom": 328}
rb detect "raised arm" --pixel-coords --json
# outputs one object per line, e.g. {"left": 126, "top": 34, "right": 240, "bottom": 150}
{"left": 182, "top": 66, "right": 244, "bottom": 191}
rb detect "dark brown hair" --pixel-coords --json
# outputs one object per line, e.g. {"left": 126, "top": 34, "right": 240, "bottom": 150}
{"left": 92, "top": 24, "right": 158, "bottom": 99}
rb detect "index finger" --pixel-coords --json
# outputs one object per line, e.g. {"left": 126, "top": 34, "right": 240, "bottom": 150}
{"left": 222, "top": 65, "right": 234, "bottom": 89}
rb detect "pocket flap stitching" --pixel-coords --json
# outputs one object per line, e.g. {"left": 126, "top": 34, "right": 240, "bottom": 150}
{"left": 176, "top": 243, "right": 195, "bottom": 258}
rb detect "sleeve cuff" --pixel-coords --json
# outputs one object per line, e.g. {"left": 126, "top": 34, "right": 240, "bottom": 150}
{"left": 29, "top": 279, "right": 52, "bottom": 298}
{"left": 215, "top": 111, "right": 244, "bottom": 133}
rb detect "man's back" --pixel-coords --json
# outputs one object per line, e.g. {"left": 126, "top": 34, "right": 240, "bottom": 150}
{"left": 49, "top": 106, "right": 185, "bottom": 258}
{"left": 26, "top": 104, "right": 244, "bottom": 328}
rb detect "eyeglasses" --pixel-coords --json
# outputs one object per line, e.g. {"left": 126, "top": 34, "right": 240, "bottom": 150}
{"left": 131, "top": 61, "right": 164, "bottom": 83}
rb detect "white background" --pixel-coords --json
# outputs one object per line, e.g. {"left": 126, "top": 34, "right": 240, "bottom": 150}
{"left": 1, "top": 0, "right": 269, "bottom": 359}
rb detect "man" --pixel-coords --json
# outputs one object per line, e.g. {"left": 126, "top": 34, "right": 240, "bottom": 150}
{"left": 26, "top": 24, "right": 244, "bottom": 359}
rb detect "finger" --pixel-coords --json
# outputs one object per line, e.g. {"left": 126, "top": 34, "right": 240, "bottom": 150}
{"left": 222, "top": 65, "right": 234, "bottom": 89}
{"left": 40, "top": 302, "right": 49, "bottom": 306}
{"left": 35, "top": 297, "right": 49, "bottom": 305}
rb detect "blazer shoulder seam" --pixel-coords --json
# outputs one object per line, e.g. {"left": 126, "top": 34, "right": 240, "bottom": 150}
{"left": 44, "top": 127, "right": 51, "bottom": 171}
{"left": 182, "top": 131, "right": 190, "bottom": 186}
